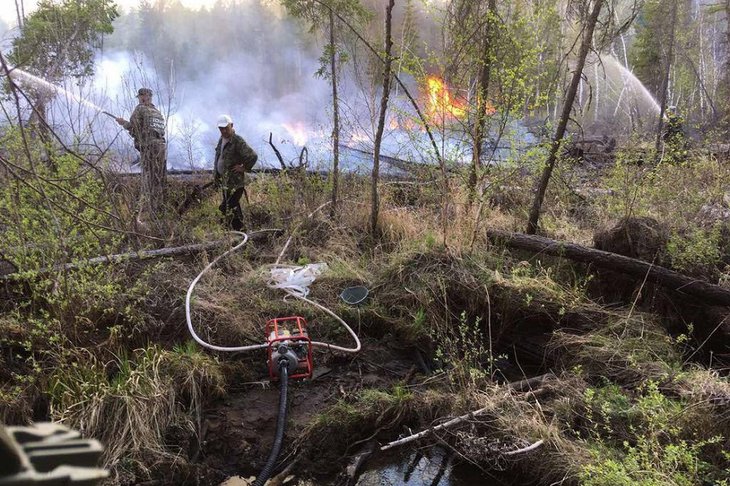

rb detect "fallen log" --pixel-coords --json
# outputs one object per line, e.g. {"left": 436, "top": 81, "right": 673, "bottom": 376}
{"left": 508, "top": 373, "right": 556, "bottom": 392}
{"left": 486, "top": 229, "right": 730, "bottom": 307}
{"left": 379, "top": 405, "right": 544, "bottom": 460}
{"left": 0, "top": 230, "right": 281, "bottom": 281}
{"left": 380, "top": 406, "right": 493, "bottom": 451}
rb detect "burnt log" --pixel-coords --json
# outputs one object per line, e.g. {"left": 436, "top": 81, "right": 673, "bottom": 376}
{"left": 177, "top": 180, "right": 215, "bottom": 215}
{"left": 487, "top": 229, "right": 730, "bottom": 308}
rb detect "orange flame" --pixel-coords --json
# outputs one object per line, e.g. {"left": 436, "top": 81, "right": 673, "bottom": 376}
{"left": 389, "top": 115, "right": 418, "bottom": 131}
{"left": 427, "top": 76, "right": 465, "bottom": 120}
{"left": 281, "top": 122, "right": 308, "bottom": 146}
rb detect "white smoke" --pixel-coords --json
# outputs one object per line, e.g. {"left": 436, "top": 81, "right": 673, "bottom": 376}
{"left": 1, "top": 0, "right": 535, "bottom": 173}
{"left": 90, "top": 46, "right": 333, "bottom": 170}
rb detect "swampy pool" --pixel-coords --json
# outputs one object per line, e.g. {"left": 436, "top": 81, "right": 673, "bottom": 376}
{"left": 356, "top": 446, "right": 539, "bottom": 486}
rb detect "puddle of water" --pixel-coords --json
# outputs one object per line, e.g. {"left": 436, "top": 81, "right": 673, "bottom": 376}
{"left": 356, "top": 446, "right": 531, "bottom": 486}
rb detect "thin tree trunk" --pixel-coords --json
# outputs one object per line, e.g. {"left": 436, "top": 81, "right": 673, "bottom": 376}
{"left": 655, "top": 0, "right": 678, "bottom": 155}
{"left": 370, "top": 0, "right": 395, "bottom": 234}
{"left": 725, "top": 0, "right": 730, "bottom": 125}
{"left": 329, "top": 8, "right": 340, "bottom": 217}
{"left": 469, "top": 0, "right": 497, "bottom": 201}
{"left": 725, "top": 0, "right": 730, "bottom": 82}
{"left": 14, "top": 0, "right": 24, "bottom": 28}
{"left": 594, "top": 62, "right": 600, "bottom": 122}
{"left": 526, "top": 0, "right": 603, "bottom": 235}
{"left": 680, "top": 50, "right": 718, "bottom": 120}
{"left": 309, "top": 0, "right": 444, "bottom": 172}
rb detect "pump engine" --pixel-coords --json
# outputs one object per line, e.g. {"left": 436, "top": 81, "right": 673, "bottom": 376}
{"left": 266, "top": 316, "right": 313, "bottom": 380}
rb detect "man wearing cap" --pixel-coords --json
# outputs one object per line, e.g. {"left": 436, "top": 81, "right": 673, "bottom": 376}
{"left": 214, "top": 114, "right": 258, "bottom": 231}
{"left": 116, "top": 88, "right": 167, "bottom": 223}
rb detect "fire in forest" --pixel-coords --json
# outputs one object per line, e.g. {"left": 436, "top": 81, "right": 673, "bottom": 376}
{"left": 281, "top": 121, "right": 309, "bottom": 146}
{"left": 426, "top": 76, "right": 466, "bottom": 120}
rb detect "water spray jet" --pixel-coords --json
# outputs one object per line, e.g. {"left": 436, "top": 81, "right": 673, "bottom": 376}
{"left": 7, "top": 67, "right": 112, "bottom": 116}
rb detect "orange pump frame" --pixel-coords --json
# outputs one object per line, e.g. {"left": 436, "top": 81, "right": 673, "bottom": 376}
{"left": 265, "top": 316, "right": 313, "bottom": 380}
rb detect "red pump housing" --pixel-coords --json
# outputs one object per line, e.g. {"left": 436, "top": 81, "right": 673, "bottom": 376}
{"left": 265, "top": 316, "right": 313, "bottom": 380}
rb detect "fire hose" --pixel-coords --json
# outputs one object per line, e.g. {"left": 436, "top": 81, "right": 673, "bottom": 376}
{"left": 184, "top": 230, "right": 361, "bottom": 484}
{"left": 185, "top": 231, "right": 267, "bottom": 352}
{"left": 184, "top": 231, "right": 361, "bottom": 353}
{"left": 251, "top": 361, "right": 289, "bottom": 486}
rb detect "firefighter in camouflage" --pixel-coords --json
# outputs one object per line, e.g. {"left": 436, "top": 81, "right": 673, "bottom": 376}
{"left": 116, "top": 87, "right": 167, "bottom": 224}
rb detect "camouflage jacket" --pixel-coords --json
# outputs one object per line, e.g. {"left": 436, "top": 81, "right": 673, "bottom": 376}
{"left": 214, "top": 133, "right": 258, "bottom": 190}
{"left": 123, "top": 103, "right": 166, "bottom": 150}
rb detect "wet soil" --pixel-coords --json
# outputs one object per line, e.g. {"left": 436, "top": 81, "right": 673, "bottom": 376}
{"left": 199, "top": 339, "right": 418, "bottom": 482}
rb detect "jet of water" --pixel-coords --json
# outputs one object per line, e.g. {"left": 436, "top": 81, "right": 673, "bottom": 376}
{"left": 7, "top": 67, "right": 114, "bottom": 116}
{"left": 601, "top": 55, "right": 661, "bottom": 115}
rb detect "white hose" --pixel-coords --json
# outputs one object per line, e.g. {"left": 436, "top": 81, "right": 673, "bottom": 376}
{"left": 266, "top": 263, "right": 361, "bottom": 353}
{"left": 185, "top": 231, "right": 268, "bottom": 352}
{"left": 185, "top": 231, "right": 360, "bottom": 354}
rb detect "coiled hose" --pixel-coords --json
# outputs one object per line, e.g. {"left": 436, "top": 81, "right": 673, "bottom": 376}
{"left": 185, "top": 231, "right": 360, "bottom": 353}
{"left": 252, "top": 361, "right": 290, "bottom": 486}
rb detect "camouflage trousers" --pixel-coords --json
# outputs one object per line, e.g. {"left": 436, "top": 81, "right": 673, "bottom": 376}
{"left": 138, "top": 140, "right": 167, "bottom": 223}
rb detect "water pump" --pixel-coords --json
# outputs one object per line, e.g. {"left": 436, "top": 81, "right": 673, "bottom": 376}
{"left": 266, "top": 316, "right": 313, "bottom": 380}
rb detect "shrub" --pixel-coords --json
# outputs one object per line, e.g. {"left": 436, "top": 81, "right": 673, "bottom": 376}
{"left": 580, "top": 381, "right": 725, "bottom": 485}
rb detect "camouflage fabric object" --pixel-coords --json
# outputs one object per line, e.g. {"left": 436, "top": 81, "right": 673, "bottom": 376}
{"left": 214, "top": 133, "right": 258, "bottom": 190}
{"left": 123, "top": 103, "right": 167, "bottom": 219}
{"left": 138, "top": 140, "right": 167, "bottom": 218}
{"left": 123, "top": 103, "right": 166, "bottom": 149}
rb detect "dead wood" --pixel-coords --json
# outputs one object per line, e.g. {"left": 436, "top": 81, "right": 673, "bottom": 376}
{"left": 342, "top": 442, "right": 376, "bottom": 486}
{"left": 508, "top": 373, "right": 556, "bottom": 392}
{"left": 380, "top": 406, "right": 492, "bottom": 451}
{"left": 268, "top": 132, "right": 287, "bottom": 171}
{"left": 1, "top": 230, "right": 281, "bottom": 281}
{"left": 487, "top": 229, "right": 730, "bottom": 307}
{"left": 503, "top": 439, "right": 544, "bottom": 456}
{"left": 177, "top": 180, "right": 215, "bottom": 215}
{"left": 266, "top": 455, "right": 300, "bottom": 486}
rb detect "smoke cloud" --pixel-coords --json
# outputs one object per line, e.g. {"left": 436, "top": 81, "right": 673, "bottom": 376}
{"left": 1, "top": 0, "right": 532, "bottom": 173}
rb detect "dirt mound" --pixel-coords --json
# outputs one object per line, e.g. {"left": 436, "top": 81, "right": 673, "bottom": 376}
{"left": 590, "top": 217, "right": 668, "bottom": 307}
{"left": 593, "top": 217, "right": 668, "bottom": 263}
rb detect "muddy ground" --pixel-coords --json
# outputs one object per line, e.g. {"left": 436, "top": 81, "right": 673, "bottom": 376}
{"left": 200, "top": 341, "right": 419, "bottom": 483}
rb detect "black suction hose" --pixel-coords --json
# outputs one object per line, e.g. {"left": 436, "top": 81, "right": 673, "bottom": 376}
{"left": 252, "top": 361, "right": 290, "bottom": 486}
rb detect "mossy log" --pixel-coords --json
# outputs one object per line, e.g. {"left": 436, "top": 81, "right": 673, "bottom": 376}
{"left": 487, "top": 229, "right": 730, "bottom": 308}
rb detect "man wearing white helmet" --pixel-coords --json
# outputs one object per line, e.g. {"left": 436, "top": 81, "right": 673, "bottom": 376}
{"left": 213, "top": 114, "right": 258, "bottom": 231}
